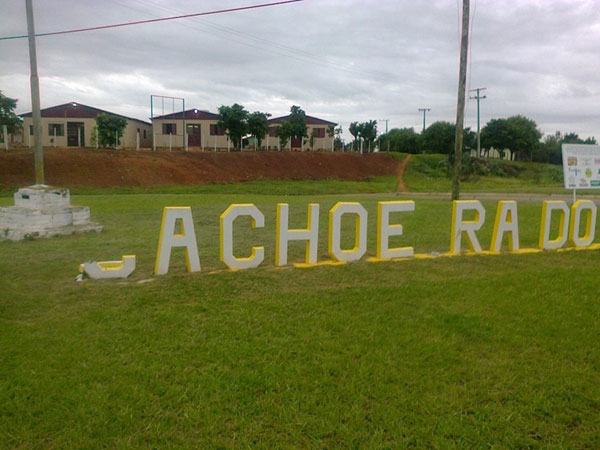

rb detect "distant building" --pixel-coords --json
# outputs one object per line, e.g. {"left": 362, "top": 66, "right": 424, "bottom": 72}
{"left": 151, "top": 109, "right": 339, "bottom": 152}
{"left": 20, "top": 102, "right": 152, "bottom": 149}
{"left": 151, "top": 109, "right": 228, "bottom": 150}
{"left": 268, "top": 114, "right": 337, "bottom": 151}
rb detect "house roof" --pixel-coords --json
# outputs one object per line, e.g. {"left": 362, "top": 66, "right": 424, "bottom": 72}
{"left": 20, "top": 102, "right": 151, "bottom": 125}
{"left": 268, "top": 114, "right": 337, "bottom": 126}
{"left": 151, "top": 109, "right": 219, "bottom": 120}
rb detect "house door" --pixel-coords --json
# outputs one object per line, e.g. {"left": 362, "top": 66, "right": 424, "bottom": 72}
{"left": 291, "top": 137, "right": 302, "bottom": 149}
{"left": 67, "top": 122, "right": 85, "bottom": 147}
{"left": 187, "top": 124, "right": 201, "bottom": 146}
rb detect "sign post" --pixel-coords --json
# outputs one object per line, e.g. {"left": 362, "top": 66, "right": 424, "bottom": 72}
{"left": 561, "top": 144, "right": 600, "bottom": 202}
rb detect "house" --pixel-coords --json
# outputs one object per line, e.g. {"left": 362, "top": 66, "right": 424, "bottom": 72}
{"left": 267, "top": 114, "right": 337, "bottom": 151}
{"left": 20, "top": 102, "right": 152, "bottom": 149}
{"left": 151, "top": 109, "right": 229, "bottom": 151}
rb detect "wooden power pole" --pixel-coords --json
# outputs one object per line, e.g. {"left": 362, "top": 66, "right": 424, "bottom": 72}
{"left": 25, "top": 0, "right": 44, "bottom": 185}
{"left": 452, "top": 0, "right": 470, "bottom": 201}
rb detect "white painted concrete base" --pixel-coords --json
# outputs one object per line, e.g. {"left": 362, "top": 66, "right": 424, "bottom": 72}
{"left": 0, "top": 185, "right": 103, "bottom": 241}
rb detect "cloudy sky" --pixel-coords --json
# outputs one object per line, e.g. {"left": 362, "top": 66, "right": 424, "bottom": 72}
{"left": 1, "top": 0, "right": 599, "bottom": 139}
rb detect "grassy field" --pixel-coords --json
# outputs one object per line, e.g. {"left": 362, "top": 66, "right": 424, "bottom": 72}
{"left": 1, "top": 182, "right": 600, "bottom": 447}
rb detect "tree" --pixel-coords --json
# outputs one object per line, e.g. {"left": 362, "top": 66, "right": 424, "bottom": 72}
{"left": 218, "top": 104, "right": 248, "bottom": 150}
{"left": 563, "top": 132, "right": 597, "bottom": 145}
{"left": 534, "top": 131, "right": 562, "bottom": 164}
{"left": 247, "top": 111, "right": 271, "bottom": 149}
{"left": 463, "top": 127, "right": 477, "bottom": 154}
{"left": 287, "top": 105, "right": 308, "bottom": 144}
{"left": 276, "top": 121, "right": 294, "bottom": 149}
{"left": 327, "top": 124, "right": 335, "bottom": 151}
{"left": 360, "top": 120, "right": 378, "bottom": 152}
{"left": 421, "top": 121, "right": 455, "bottom": 154}
{"left": 0, "top": 91, "right": 23, "bottom": 138}
{"left": 381, "top": 127, "right": 421, "bottom": 153}
{"left": 481, "top": 115, "right": 541, "bottom": 161}
{"left": 348, "top": 122, "right": 359, "bottom": 151}
{"left": 535, "top": 131, "right": 598, "bottom": 164}
{"left": 95, "top": 114, "right": 127, "bottom": 148}
{"left": 90, "top": 125, "right": 98, "bottom": 148}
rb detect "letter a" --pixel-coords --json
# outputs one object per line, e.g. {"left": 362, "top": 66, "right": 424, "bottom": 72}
{"left": 154, "top": 207, "right": 201, "bottom": 275}
{"left": 490, "top": 201, "right": 519, "bottom": 253}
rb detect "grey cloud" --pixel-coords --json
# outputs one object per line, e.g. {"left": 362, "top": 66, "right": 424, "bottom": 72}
{"left": 1, "top": 0, "right": 598, "bottom": 138}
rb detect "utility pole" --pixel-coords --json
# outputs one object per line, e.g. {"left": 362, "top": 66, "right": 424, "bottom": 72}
{"left": 452, "top": 0, "right": 470, "bottom": 201}
{"left": 25, "top": 0, "right": 44, "bottom": 185}
{"left": 379, "top": 119, "right": 389, "bottom": 152}
{"left": 418, "top": 108, "right": 431, "bottom": 132}
{"left": 469, "top": 87, "right": 486, "bottom": 157}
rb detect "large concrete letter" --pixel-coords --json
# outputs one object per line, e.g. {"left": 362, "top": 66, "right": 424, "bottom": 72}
{"left": 569, "top": 200, "right": 597, "bottom": 247}
{"left": 539, "top": 201, "right": 570, "bottom": 250}
{"left": 450, "top": 200, "right": 485, "bottom": 254}
{"left": 376, "top": 200, "right": 415, "bottom": 260}
{"left": 154, "top": 207, "right": 201, "bottom": 275}
{"left": 276, "top": 203, "right": 319, "bottom": 266}
{"left": 220, "top": 204, "right": 265, "bottom": 270}
{"left": 328, "top": 202, "right": 368, "bottom": 262}
{"left": 490, "top": 201, "right": 519, "bottom": 252}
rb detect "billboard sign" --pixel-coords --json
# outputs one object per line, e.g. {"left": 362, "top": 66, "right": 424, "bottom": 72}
{"left": 561, "top": 143, "right": 600, "bottom": 189}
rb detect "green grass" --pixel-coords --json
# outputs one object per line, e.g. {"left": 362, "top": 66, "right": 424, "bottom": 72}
{"left": 0, "top": 176, "right": 398, "bottom": 198}
{"left": 402, "top": 153, "right": 598, "bottom": 194}
{"left": 1, "top": 185, "right": 600, "bottom": 447}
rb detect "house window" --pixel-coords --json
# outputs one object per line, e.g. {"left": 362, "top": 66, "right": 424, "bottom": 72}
{"left": 29, "top": 125, "right": 33, "bottom": 135}
{"left": 48, "top": 123, "right": 64, "bottom": 136}
{"left": 313, "top": 127, "right": 325, "bottom": 138}
{"left": 163, "top": 123, "right": 177, "bottom": 135}
{"left": 143, "top": 129, "right": 147, "bottom": 139}
{"left": 210, "top": 124, "right": 224, "bottom": 136}
{"left": 268, "top": 127, "right": 278, "bottom": 137}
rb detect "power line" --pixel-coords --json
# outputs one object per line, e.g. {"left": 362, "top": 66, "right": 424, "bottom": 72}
{"left": 115, "top": 0, "right": 397, "bottom": 82}
{"left": 0, "top": 0, "right": 302, "bottom": 41}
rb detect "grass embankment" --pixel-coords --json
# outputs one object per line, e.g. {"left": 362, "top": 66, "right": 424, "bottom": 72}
{"left": 1, "top": 182, "right": 600, "bottom": 447}
{"left": 0, "top": 177, "right": 398, "bottom": 198}
{"left": 396, "top": 153, "right": 591, "bottom": 194}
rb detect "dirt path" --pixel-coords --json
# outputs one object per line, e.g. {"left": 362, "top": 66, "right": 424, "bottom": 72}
{"left": 395, "top": 154, "right": 412, "bottom": 192}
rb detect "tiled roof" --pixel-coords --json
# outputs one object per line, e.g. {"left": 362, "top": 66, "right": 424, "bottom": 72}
{"left": 268, "top": 114, "right": 337, "bottom": 126}
{"left": 151, "top": 109, "right": 219, "bottom": 120}
{"left": 20, "top": 102, "right": 151, "bottom": 125}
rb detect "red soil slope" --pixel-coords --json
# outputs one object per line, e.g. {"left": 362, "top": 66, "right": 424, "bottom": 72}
{"left": 0, "top": 148, "right": 399, "bottom": 189}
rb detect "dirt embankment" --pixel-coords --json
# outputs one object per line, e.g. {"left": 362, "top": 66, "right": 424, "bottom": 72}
{"left": 0, "top": 148, "right": 400, "bottom": 189}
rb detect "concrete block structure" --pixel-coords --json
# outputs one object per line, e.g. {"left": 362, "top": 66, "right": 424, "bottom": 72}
{"left": 0, "top": 185, "right": 103, "bottom": 241}
{"left": 20, "top": 102, "right": 152, "bottom": 149}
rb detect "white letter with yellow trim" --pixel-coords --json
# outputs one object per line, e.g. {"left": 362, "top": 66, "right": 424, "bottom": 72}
{"left": 81, "top": 255, "right": 136, "bottom": 279}
{"left": 539, "top": 201, "right": 570, "bottom": 250}
{"left": 375, "top": 200, "right": 414, "bottom": 260}
{"left": 569, "top": 200, "right": 597, "bottom": 247}
{"left": 450, "top": 200, "right": 485, "bottom": 254}
{"left": 275, "top": 203, "right": 319, "bottom": 266}
{"left": 154, "top": 207, "right": 201, "bottom": 275}
{"left": 328, "top": 202, "right": 367, "bottom": 263}
{"left": 220, "top": 204, "right": 265, "bottom": 270}
{"left": 490, "top": 201, "right": 519, "bottom": 253}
